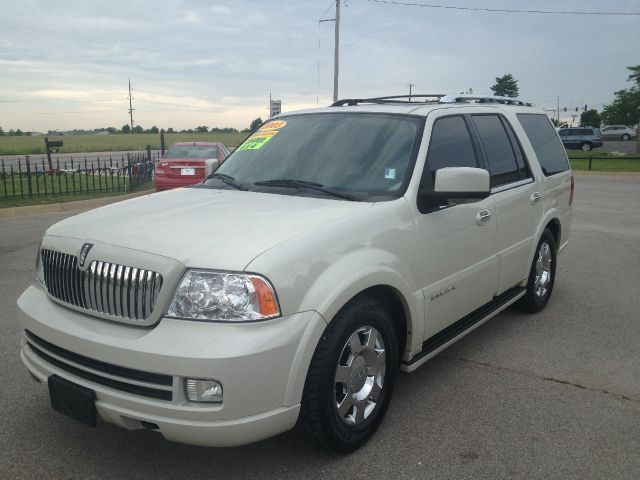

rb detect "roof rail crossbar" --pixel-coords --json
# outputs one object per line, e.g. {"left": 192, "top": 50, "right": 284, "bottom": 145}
{"left": 332, "top": 94, "right": 446, "bottom": 107}
{"left": 439, "top": 94, "right": 533, "bottom": 106}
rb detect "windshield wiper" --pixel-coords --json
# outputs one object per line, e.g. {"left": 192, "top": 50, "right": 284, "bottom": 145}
{"left": 207, "top": 172, "right": 248, "bottom": 191}
{"left": 253, "top": 179, "right": 357, "bottom": 201}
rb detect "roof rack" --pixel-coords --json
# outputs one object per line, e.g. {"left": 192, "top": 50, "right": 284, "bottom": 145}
{"left": 331, "top": 94, "right": 446, "bottom": 107}
{"left": 331, "top": 93, "right": 534, "bottom": 108}
{"left": 439, "top": 94, "right": 533, "bottom": 106}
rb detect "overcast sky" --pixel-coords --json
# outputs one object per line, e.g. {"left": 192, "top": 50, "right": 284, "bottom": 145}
{"left": 1, "top": 0, "right": 638, "bottom": 132}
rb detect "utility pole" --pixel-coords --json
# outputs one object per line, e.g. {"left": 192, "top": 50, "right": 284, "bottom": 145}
{"left": 556, "top": 96, "right": 560, "bottom": 125}
{"left": 128, "top": 79, "right": 134, "bottom": 131}
{"left": 319, "top": 1, "right": 341, "bottom": 103}
{"left": 636, "top": 105, "right": 640, "bottom": 154}
{"left": 333, "top": 0, "right": 340, "bottom": 102}
{"left": 408, "top": 83, "right": 415, "bottom": 102}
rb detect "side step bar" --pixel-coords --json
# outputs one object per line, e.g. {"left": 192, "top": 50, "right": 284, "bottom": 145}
{"left": 402, "top": 286, "right": 526, "bottom": 369}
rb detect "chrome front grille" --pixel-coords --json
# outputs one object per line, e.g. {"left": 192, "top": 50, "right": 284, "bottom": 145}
{"left": 41, "top": 249, "right": 163, "bottom": 321}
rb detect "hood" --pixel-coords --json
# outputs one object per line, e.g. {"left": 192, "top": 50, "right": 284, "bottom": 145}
{"left": 46, "top": 187, "right": 372, "bottom": 271}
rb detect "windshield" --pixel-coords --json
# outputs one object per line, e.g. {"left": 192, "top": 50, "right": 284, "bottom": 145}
{"left": 203, "top": 113, "right": 423, "bottom": 201}
{"left": 165, "top": 145, "right": 218, "bottom": 159}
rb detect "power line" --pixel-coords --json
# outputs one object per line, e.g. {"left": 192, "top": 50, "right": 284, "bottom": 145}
{"left": 319, "top": 1, "right": 335, "bottom": 21}
{"left": 366, "top": 0, "right": 640, "bottom": 16}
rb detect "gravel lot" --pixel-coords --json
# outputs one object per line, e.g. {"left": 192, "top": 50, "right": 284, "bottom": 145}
{"left": 1, "top": 174, "right": 638, "bottom": 479}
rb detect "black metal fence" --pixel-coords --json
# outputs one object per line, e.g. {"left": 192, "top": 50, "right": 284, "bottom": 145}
{"left": 0, "top": 151, "right": 158, "bottom": 200}
{"left": 567, "top": 155, "right": 640, "bottom": 170}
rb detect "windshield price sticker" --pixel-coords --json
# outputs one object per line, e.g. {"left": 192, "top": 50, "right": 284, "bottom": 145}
{"left": 237, "top": 130, "right": 278, "bottom": 151}
{"left": 258, "top": 120, "right": 287, "bottom": 131}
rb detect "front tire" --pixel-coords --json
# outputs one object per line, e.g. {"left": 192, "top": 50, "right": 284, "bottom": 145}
{"left": 516, "top": 229, "right": 557, "bottom": 313}
{"left": 622, "top": 134, "right": 630, "bottom": 141}
{"left": 298, "top": 296, "right": 399, "bottom": 453}
{"left": 581, "top": 142, "right": 592, "bottom": 151}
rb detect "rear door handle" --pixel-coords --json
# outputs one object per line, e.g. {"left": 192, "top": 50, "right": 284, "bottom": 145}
{"left": 476, "top": 209, "right": 492, "bottom": 226}
{"left": 531, "top": 192, "right": 542, "bottom": 205}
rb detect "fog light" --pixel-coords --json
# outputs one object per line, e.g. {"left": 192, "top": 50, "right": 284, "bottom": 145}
{"left": 185, "top": 379, "right": 223, "bottom": 403}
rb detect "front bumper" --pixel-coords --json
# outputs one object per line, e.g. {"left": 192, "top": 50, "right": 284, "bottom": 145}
{"left": 17, "top": 284, "right": 327, "bottom": 447}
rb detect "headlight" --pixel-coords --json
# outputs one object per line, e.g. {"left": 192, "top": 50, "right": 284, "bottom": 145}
{"left": 167, "top": 270, "right": 280, "bottom": 322}
{"left": 35, "top": 244, "right": 44, "bottom": 286}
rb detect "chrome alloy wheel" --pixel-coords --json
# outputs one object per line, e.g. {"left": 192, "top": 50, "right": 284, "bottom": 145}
{"left": 534, "top": 241, "right": 553, "bottom": 298}
{"left": 334, "top": 326, "right": 386, "bottom": 426}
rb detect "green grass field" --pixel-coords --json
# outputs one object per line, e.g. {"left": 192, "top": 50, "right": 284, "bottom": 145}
{"left": 568, "top": 157, "right": 640, "bottom": 172}
{"left": 564, "top": 150, "right": 633, "bottom": 159}
{"left": 0, "top": 132, "right": 248, "bottom": 155}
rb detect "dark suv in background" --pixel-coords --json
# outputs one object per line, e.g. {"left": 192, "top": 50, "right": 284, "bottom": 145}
{"left": 558, "top": 127, "right": 603, "bottom": 151}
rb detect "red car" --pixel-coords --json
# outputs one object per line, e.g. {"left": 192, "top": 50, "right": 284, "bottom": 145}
{"left": 155, "top": 142, "right": 230, "bottom": 191}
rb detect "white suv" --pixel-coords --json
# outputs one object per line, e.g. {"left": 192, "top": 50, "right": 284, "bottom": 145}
{"left": 17, "top": 94, "right": 573, "bottom": 453}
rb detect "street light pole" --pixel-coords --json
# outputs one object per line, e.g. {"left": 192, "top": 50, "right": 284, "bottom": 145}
{"left": 333, "top": 0, "right": 340, "bottom": 103}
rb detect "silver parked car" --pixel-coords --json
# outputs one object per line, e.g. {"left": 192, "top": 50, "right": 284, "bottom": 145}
{"left": 600, "top": 125, "right": 637, "bottom": 141}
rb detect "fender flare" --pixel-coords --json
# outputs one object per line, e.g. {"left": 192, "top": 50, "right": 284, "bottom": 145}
{"left": 282, "top": 249, "right": 424, "bottom": 406}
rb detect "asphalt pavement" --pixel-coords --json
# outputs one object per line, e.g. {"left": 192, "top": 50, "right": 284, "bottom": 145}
{"left": 0, "top": 174, "right": 638, "bottom": 479}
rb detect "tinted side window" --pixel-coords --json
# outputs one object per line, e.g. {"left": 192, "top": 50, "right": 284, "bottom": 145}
{"left": 472, "top": 114, "right": 520, "bottom": 187}
{"left": 426, "top": 116, "right": 478, "bottom": 174}
{"left": 502, "top": 117, "right": 530, "bottom": 179}
{"left": 517, "top": 114, "right": 569, "bottom": 176}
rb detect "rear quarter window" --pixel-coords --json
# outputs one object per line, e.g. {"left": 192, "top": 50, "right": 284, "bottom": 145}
{"left": 517, "top": 114, "right": 570, "bottom": 176}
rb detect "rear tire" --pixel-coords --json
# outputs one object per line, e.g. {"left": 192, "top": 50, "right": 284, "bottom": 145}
{"left": 580, "top": 142, "right": 592, "bottom": 151}
{"left": 298, "top": 296, "right": 399, "bottom": 453}
{"left": 516, "top": 229, "right": 557, "bottom": 313}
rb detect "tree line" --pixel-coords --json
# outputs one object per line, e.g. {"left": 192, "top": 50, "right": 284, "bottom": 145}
{"left": 0, "top": 118, "right": 264, "bottom": 137}
{"left": 0, "top": 127, "right": 31, "bottom": 136}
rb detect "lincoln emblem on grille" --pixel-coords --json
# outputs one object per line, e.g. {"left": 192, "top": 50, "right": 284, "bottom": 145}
{"left": 78, "top": 243, "right": 94, "bottom": 268}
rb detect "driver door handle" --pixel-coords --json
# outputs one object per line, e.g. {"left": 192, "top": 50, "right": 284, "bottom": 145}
{"left": 531, "top": 192, "right": 542, "bottom": 205}
{"left": 476, "top": 209, "right": 492, "bottom": 226}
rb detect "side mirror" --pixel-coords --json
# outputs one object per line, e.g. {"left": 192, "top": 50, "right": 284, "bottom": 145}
{"left": 422, "top": 167, "right": 490, "bottom": 206}
{"left": 204, "top": 158, "right": 220, "bottom": 177}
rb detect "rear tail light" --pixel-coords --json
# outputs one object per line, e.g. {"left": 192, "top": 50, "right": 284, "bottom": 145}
{"left": 569, "top": 174, "right": 575, "bottom": 206}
